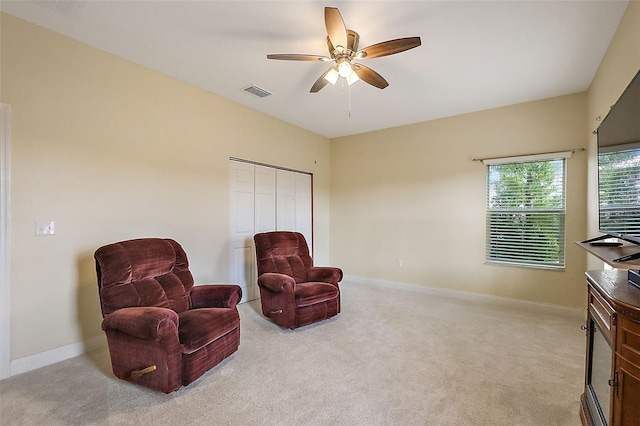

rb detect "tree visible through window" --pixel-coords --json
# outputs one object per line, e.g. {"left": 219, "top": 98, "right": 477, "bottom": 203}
{"left": 598, "top": 148, "right": 640, "bottom": 236}
{"left": 486, "top": 159, "right": 566, "bottom": 269}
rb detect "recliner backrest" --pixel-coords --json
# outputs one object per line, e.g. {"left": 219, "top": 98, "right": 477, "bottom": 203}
{"left": 95, "top": 238, "right": 194, "bottom": 316}
{"left": 254, "top": 232, "right": 313, "bottom": 283}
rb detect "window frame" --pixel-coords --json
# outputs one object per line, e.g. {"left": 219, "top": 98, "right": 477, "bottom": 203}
{"left": 484, "top": 155, "right": 567, "bottom": 270}
{"left": 597, "top": 143, "right": 640, "bottom": 238}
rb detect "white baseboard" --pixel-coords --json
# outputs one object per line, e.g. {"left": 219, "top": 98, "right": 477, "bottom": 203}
{"left": 343, "top": 274, "right": 584, "bottom": 320}
{"left": 9, "top": 335, "right": 106, "bottom": 377}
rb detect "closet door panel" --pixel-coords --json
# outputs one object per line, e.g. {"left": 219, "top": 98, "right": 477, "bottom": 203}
{"left": 255, "top": 165, "right": 276, "bottom": 234}
{"left": 229, "top": 161, "right": 256, "bottom": 302}
{"left": 276, "top": 169, "right": 296, "bottom": 231}
{"left": 295, "top": 172, "right": 312, "bottom": 254}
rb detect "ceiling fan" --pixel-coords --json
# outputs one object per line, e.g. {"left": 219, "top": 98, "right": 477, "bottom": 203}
{"left": 267, "top": 7, "right": 421, "bottom": 93}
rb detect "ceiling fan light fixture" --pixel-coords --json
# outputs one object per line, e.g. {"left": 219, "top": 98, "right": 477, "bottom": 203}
{"left": 346, "top": 71, "right": 359, "bottom": 85}
{"left": 338, "top": 60, "right": 352, "bottom": 78}
{"left": 325, "top": 68, "right": 339, "bottom": 85}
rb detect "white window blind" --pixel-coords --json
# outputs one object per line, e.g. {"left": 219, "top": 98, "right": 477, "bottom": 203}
{"left": 598, "top": 147, "right": 640, "bottom": 235}
{"left": 486, "top": 158, "right": 566, "bottom": 269}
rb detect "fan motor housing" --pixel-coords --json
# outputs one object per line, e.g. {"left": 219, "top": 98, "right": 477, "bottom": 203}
{"left": 327, "top": 29, "right": 360, "bottom": 58}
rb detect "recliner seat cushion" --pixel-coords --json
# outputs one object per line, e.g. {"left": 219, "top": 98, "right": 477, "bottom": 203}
{"left": 178, "top": 308, "right": 240, "bottom": 354}
{"left": 294, "top": 282, "right": 339, "bottom": 308}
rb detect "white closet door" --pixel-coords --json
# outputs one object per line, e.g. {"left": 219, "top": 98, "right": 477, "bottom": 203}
{"left": 294, "top": 172, "right": 312, "bottom": 254}
{"left": 277, "top": 169, "right": 313, "bottom": 255}
{"left": 230, "top": 160, "right": 312, "bottom": 302}
{"left": 254, "top": 165, "right": 276, "bottom": 234}
{"left": 276, "top": 169, "right": 296, "bottom": 231}
{"left": 229, "top": 161, "right": 256, "bottom": 303}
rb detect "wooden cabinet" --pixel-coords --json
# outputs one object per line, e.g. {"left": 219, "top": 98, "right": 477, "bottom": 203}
{"left": 613, "top": 317, "right": 640, "bottom": 425}
{"left": 580, "top": 270, "right": 640, "bottom": 426}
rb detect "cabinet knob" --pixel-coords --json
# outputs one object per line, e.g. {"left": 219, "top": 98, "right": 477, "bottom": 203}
{"left": 581, "top": 324, "right": 588, "bottom": 331}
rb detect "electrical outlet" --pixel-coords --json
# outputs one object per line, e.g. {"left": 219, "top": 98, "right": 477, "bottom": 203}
{"left": 396, "top": 259, "right": 403, "bottom": 268}
{"left": 35, "top": 221, "right": 55, "bottom": 236}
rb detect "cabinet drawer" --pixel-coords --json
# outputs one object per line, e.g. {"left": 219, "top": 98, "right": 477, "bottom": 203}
{"left": 617, "top": 317, "right": 640, "bottom": 368}
{"left": 589, "top": 286, "right": 616, "bottom": 343}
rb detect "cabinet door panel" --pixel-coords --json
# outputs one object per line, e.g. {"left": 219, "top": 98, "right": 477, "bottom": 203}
{"left": 617, "top": 317, "right": 640, "bottom": 368}
{"left": 614, "top": 356, "right": 640, "bottom": 426}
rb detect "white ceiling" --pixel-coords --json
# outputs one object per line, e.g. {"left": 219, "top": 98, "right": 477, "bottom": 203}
{"left": 1, "top": 1, "right": 629, "bottom": 138}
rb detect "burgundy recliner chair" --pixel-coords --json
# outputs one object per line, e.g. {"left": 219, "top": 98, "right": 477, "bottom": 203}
{"left": 254, "top": 231, "right": 343, "bottom": 329}
{"left": 94, "top": 238, "right": 242, "bottom": 393}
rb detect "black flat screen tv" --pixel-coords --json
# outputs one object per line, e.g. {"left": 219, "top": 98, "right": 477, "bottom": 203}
{"left": 596, "top": 69, "right": 640, "bottom": 249}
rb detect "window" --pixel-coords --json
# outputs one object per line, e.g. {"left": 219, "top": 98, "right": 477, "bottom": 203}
{"left": 485, "top": 157, "right": 566, "bottom": 269}
{"left": 598, "top": 146, "right": 640, "bottom": 236}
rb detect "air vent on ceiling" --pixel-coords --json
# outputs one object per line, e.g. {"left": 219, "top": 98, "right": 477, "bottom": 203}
{"left": 243, "top": 85, "right": 272, "bottom": 98}
{"left": 37, "top": 0, "right": 85, "bottom": 16}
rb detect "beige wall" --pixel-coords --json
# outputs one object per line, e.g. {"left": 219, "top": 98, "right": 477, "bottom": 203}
{"left": 330, "top": 93, "right": 589, "bottom": 309}
{"left": 330, "top": 1, "right": 640, "bottom": 311}
{"left": 586, "top": 1, "right": 640, "bottom": 270}
{"left": 0, "top": 13, "right": 331, "bottom": 360}
{"left": 2, "top": 1, "right": 639, "bottom": 364}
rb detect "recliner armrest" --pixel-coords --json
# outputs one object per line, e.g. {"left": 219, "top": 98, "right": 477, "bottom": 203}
{"left": 190, "top": 284, "right": 242, "bottom": 309}
{"left": 102, "top": 307, "right": 178, "bottom": 340}
{"left": 308, "top": 266, "right": 343, "bottom": 285}
{"left": 257, "top": 273, "right": 296, "bottom": 293}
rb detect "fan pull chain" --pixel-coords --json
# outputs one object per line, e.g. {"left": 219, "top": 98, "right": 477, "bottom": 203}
{"left": 348, "top": 83, "right": 351, "bottom": 118}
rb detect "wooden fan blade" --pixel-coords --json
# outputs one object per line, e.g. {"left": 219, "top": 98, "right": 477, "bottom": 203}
{"left": 267, "top": 54, "right": 331, "bottom": 61}
{"left": 325, "top": 7, "right": 348, "bottom": 51}
{"left": 310, "top": 68, "right": 333, "bottom": 93}
{"left": 356, "top": 37, "right": 421, "bottom": 59}
{"left": 353, "top": 64, "right": 389, "bottom": 89}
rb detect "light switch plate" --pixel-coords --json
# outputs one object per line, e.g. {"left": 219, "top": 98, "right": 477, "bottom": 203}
{"left": 35, "top": 221, "right": 55, "bottom": 236}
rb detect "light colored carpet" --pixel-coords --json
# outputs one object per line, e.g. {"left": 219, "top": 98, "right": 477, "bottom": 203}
{"left": 0, "top": 279, "right": 585, "bottom": 425}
